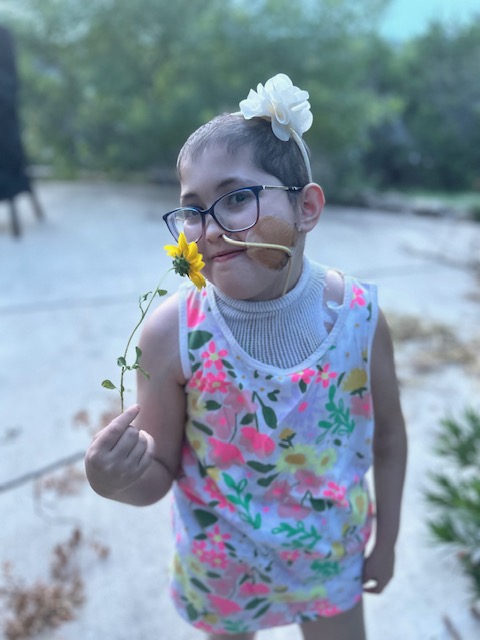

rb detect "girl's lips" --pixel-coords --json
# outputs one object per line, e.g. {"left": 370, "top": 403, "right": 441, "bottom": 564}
{"left": 211, "top": 250, "right": 244, "bottom": 262}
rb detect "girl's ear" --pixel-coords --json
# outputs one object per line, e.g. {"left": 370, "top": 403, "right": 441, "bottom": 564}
{"left": 297, "top": 183, "right": 325, "bottom": 232}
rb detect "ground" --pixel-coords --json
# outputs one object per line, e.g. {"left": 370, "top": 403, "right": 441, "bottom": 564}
{"left": 0, "top": 181, "right": 479, "bottom": 639}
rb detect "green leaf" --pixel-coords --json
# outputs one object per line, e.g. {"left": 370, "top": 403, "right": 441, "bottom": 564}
{"left": 156, "top": 289, "right": 168, "bottom": 297}
{"left": 193, "top": 509, "right": 218, "bottom": 528}
{"left": 117, "top": 356, "right": 127, "bottom": 367}
{"left": 222, "top": 359, "right": 234, "bottom": 369}
{"left": 227, "top": 495, "right": 242, "bottom": 506}
{"left": 245, "top": 597, "right": 267, "bottom": 610}
{"left": 223, "top": 473, "right": 237, "bottom": 490}
{"left": 267, "top": 390, "right": 280, "bottom": 402}
{"left": 262, "top": 405, "right": 278, "bottom": 429}
{"left": 253, "top": 603, "right": 271, "bottom": 619}
{"left": 134, "top": 346, "right": 142, "bottom": 364}
{"left": 257, "top": 473, "right": 279, "bottom": 487}
{"left": 310, "top": 497, "right": 334, "bottom": 512}
{"left": 188, "top": 330, "right": 213, "bottom": 350}
{"left": 253, "top": 513, "right": 262, "bottom": 529}
{"left": 318, "top": 420, "right": 332, "bottom": 430}
{"left": 247, "top": 461, "right": 276, "bottom": 473}
{"left": 299, "top": 380, "right": 307, "bottom": 393}
{"left": 191, "top": 577, "right": 210, "bottom": 593}
{"left": 138, "top": 366, "right": 150, "bottom": 379}
{"left": 101, "top": 379, "right": 116, "bottom": 389}
{"left": 191, "top": 420, "right": 213, "bottom": 435}
{"left": 238, "top": 478, "right": 247, "bottom": 492}
{"left": 240, "top": 413, "right": 255, "bottom": 425}
{"left": 205, "top": 400, "right": 222, "bottom": 411}
{"left": 185, "top": 603, "right": 199, "bottom": 621}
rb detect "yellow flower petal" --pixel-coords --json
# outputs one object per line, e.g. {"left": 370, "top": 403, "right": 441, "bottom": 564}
{"left": 164, "top": 232, "right": 206, "bottom": 289}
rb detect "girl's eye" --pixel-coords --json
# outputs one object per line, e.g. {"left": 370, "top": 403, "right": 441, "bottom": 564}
{"left": 224, "top": 190, "right": 254, "bottom": 207}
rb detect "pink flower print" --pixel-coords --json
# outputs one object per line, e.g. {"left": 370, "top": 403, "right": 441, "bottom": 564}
{"left": 278, "top": 501, "right": 311, "bottom": 521}
{"left": 239, "top": 582, "right": 270, "bottom": 597}
{"left": 351, "top": 394, "right": 373, "bottom": 418}
{"left": 315, "top": 364, "right": 338, "bottom": 388}
{"left": 207, "top": 524, "right": 231, "bottom": 550}
{"left": 240, "top": 427, "right": 275, "bottom": 458}
{"left": 280, "top": 549, "right": 301, "bottom": 563}
{"left": 261, "top": 612, "right": 290, "bottom": 628}
{"left": 188, "top": 369, "right": 206, "bottom": 392}
{"left": 207, "top": 575, "right": 236, "bottom": 594}
{"left": 203, "top": 548, "right": 229, "bottom": 570}
{"left": 206, "top": 406, "right": 235, "bottom": 440}
{"left": 323, "top": 481, "right": 349, "bottom": 507}
{"left": 224, "top": 388, "right": 257, "bottom": 414}
{"left": 178, "top": 476, "right": 208, "bottom": 506}
{"left": 294, "top": 470, "right": 324, "bottom": 494}
{"left": 209, "top": 438, "right": 245, "bottom": 469}
{"left": 351, "top": 284, "right": 366, "bottom": 308}
{"left": 314, "top": 600, "right": 343, "bottom": 617}
{"left": 204, "top": 371, "right": 230, "bottom": 394}
{"left": 201, "top": 340, "right": 228, "bottom": 371}
{"left": 265, "top": 479, "right": 292, "bottom": 503}
{"left": 187, "top": 294, "right": 206, "bottom": 328}
{"left": 204, "top": 477, "right": 235, "bottom": 511}
{"left": 192, "top": 540, "right": 209, "bottom": 562}
{"left": 298, "top": 401, "right": 308, "bottom": 413}
{"left": 196, "top": 622, "right": 216, "bottom": 634}
{"left": 291, "top": 368, "right": 315, "bottom": 384}
{"left": 208, "top": 594, "right": 243, "bottom": 616}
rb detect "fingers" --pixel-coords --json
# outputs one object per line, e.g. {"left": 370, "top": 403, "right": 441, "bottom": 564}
{"left": 94, "top": 404, "right": 141, "bottom": 450}
{"left": 363, "top": 578, "right": 381, "bottom": 594}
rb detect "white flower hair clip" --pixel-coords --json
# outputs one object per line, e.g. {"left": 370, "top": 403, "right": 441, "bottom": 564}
{"left": 237, "top": 73, "right": 313, "bottom": 182}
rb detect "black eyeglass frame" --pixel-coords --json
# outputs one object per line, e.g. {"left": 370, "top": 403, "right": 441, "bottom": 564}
{"left": 162, "top": 184, "right": 303, "bottom": 242}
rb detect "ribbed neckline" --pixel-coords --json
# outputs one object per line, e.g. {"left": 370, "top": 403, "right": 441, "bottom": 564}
{"left": 211, "top": 257, "right": 312, "bottom": 314}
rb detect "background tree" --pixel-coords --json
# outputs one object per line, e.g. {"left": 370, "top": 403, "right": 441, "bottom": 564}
{"left": 364, "top": 19, "right": 480, "bottom": 192}
{"left": 0, "top": 0, "right": 392, "bottom": 189}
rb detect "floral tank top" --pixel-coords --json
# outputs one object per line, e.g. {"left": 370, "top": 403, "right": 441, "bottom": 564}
{"left": 170, "top": 271, "right": 378, "bottom": 635}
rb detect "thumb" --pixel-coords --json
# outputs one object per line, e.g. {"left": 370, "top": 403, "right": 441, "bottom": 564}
{"left": 138, "top": 429, "right": 156, "bottom": 457}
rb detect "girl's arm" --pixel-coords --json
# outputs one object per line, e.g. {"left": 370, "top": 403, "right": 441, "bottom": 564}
{"left": 364, "top": 309, "right": 408, "bottom": 593}
{"left": 85, "top": 294, "right": 186, "bottom": 506}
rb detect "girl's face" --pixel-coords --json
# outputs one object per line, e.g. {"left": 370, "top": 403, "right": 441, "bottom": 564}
{"left": 179, "top": 145, "right": 305, "bottom": 301}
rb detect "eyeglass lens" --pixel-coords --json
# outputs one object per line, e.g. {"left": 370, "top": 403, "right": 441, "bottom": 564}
{"left": 172, "top": 188, "right": 259, "bottom": 242}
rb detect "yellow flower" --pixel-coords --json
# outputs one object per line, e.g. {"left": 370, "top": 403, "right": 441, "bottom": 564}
{"left": 348, "top": 485, "right": 369, "bottom": 525}
{"left": 273, "top": 584, "right": 327, "bottom": 603}
{"left": 276, "top": 444, "right": 337, "bottom": 475}
{"left": 164, "top": 232, "right": 206, "bottom": 290}
{"left": 332, "top": 541, "right": 345, "bottom": 559}
{"left": 342, "top": 368, "right": 368, "bottom": 394}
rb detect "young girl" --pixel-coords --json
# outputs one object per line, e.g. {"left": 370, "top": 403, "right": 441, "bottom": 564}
{"left": 85, "top": 74, "right": 407, "bottom": 640}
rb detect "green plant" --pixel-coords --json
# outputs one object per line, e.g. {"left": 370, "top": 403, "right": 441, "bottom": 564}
{"left": 425, "top": 408, "right": 480, "bottom": 601}
{"left": 101, "top": 233, "right": 206, "bottom": 411}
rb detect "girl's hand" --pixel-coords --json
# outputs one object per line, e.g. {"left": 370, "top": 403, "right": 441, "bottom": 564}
{"left": 362, "top": 545, "right": 395, "bottom": 594}
{"left": 85, "top": 405, "right": 156, "bottom": 498}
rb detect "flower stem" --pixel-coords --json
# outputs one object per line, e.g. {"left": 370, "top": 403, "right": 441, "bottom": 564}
{"left": 119, "top": 272, "right": 170, "bottom": 411}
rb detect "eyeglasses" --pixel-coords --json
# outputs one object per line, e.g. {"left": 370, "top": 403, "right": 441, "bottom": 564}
{"left": 162, "top": 184, "right": 303, "bottom": 243}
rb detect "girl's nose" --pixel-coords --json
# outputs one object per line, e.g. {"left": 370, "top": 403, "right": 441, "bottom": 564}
{"left": 203, "top": 214, "right": 225, "bottom": 241}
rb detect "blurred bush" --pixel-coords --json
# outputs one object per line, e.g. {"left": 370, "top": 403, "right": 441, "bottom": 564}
{"left": 1, "top": 0, "right": 479, "bottom": 194}
{"left": 425, "top": 409, "right": 480, "bottom": 602}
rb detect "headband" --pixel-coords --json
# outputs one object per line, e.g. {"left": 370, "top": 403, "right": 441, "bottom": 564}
{"left": 235, "top": 73, "right": 313, "bottom": 182}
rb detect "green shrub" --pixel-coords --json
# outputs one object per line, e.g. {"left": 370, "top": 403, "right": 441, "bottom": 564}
{"left": 425, "top": 408, "right": 480, "bottom": 601}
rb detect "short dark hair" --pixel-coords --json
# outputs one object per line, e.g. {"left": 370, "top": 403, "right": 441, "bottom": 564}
{"left": 177, "top": 114, "right": 311, "bottom": 192}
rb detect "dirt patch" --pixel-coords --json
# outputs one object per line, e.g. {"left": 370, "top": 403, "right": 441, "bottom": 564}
{"left": 386, "top": 312, "right": 480, "bottom": 375}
